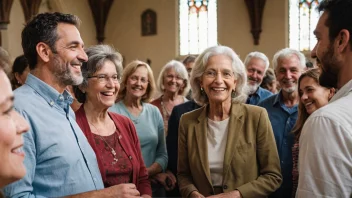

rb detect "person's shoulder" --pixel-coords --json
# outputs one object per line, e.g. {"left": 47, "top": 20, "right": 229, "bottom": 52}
{"left": 257, "top": 93, "right": 277, "bottom": 107}
{"left": 150, "top": 96, "right": 162, "bottom": 105}
{"left": 259, "top": 87, "right": 273, "bottom": 97}
{"left": 233, "top": 103, "right": 267, "bottom": 121}
{"left": 109, "top": 111, "right": 132, "bottom": 124}
{"left": 14, "top": 85, "right": 40, "bottom": 111}
{"left": 180, "top": 105, "right": 204, "bottom": 121}
{"left": 144, "top": 102, "right": 161, "bottom": 112}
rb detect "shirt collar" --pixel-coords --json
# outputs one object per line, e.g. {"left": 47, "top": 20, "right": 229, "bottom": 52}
{"left": 25, "top": 74, "right": 74, "bottom": 107}
{"left": 330, "top": 79, "right": 352, "bottom": 103}
{"left": 272, "top": 90, "right": 282, "bottom": 106}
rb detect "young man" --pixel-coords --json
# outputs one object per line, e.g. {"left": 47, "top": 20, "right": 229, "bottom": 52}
{"left": 244, "top": 51, "right": 273, "bottom": 105}
{"left": 258, "top": 48, "right": 306, "bottom": 198}
{"left": 4, "top": 12, "right": 141, "bottom": 198}
{"left": 297, "top": 0, "right": 352, "bottom": 197}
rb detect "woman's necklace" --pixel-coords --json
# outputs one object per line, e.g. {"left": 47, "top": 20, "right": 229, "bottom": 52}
{"left": 89, "top": 121, "right": 118, "bottom": 164}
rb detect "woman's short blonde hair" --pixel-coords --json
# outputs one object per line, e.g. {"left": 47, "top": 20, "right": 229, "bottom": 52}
{"left": 191, "top": 45, "right": 248, "bottom": 106}
{"left": 118, "top": 60, "right": 156, "bottom": 103}
{"left": 156, "top": 60, "right": 190, "bottom": 96}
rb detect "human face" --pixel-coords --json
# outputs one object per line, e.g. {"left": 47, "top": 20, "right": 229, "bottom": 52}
{"left": 185, "top": 61, "right": 195, "bottom": 78}
{"left": 50, "top": 23, "right": 88, "bottom": 86}
{"left": 200, "top": 55, "right": 237, "bottom": 105}
{"left": 312, "top": 12, "right": 339, "bottom": 88}
{"left": 262, "top": 81, "right": 277, "bottom": 94}
{"left": 126, "top": 66, "right": 149, "bottom": 100}
{"left": 85, "top": 60, "right": 120, "bottom": 109}
{"left": 299, "top": 76, "right": 333, "bottom": 115}
{"left": 0, "top": 70, "right": 29, "bottom": 187}
{"left": 163, "top": 68, "right": 185, "bottom": 94}
{"left": 246, "top": 58, "right": 266, "bottom": 94}
{"left": 275, "top": 55, "right": 303, "bottom": 94}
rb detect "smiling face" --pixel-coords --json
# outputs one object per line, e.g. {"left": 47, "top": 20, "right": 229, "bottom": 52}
{"left": 275, "top": 55, "right": 303, "bottom": 94}
{"left": 200, "top": 55, "right": 237, "bottom": 105}
{"left": 126, "top": 66, "right": 150, "bottom": 100}
{"left": 299, "top": 76, "right": 333, "bottom": 115}
{"left": 0, "top": 70, "right": 29, "bottom": 187}
{"left": 163, "top": 68, "right": 185, "bottom": 94}
{"left": 85, "top": 60, "right": 120, "bottom": 109}
{"left": 246, "top": 57, "right": 266, "bottom": 94}
{"left": 311, "top": 12, "right": 340, "bottom": 88}
{"left": 49, "top": 23, "right": 88, "bottom": 86}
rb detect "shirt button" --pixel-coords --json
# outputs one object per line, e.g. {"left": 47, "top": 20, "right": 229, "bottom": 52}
{"left": 129, "top": 156, "right": 132, "bottom": 160}
{"left": 281, "top": 160, "right": 284, "bottom": 164}
{"left": 50, "top": 101, "right": 54, "bottom": 106}
{"left": 223, "top": 185, "right": 228, "bottom": 189}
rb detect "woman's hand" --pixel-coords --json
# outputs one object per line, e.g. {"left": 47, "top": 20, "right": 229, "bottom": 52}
{"left": 105, "top": 183, "right": 141, "bottom": 198}
{"left": 206, "top": 190, "right": 242, "bottom": 198}
{"left": 190, "top": 191, "right": 205, "bottom": 198}
{"left": 152, "top": 172, "right": 176, "bottom": 191}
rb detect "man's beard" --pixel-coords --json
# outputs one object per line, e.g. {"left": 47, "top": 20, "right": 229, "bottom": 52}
{"left": 52, "top": 55, "right": 83, "bottom": 86}
{"left": 319, "top": 45, "right": 338, "bottom": 88}
{"left": 246, "top": 81, "right": 260, "bottom": 95}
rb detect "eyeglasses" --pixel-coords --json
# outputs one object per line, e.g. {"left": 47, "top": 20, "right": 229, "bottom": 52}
{"left": 88, "top": 74, "right": 121, "bottom": 83}
{"left": 165, "top": 75, "right": 183, "bottom": 81}
{"left": 129, "top": 75, "right": 149, "bottom": 84}
{"left": 203, "top": 69, "right": 234, "bottom": 79}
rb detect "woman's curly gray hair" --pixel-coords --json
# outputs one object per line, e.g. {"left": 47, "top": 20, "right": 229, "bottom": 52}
{"left": 190, "top": 46, "right": 248, "bottom": 106}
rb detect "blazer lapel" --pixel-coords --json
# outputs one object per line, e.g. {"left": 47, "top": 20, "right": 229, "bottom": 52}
{"left": 195, "top": 105, "right": 212, "bottom": 185}
{"left": 223, "top": 103, "right": 244, "bottom": 181}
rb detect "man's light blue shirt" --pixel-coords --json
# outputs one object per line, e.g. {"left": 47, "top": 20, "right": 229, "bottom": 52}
{"left": 246, "top": 86, "right": 273, "bottom": 105}
{"left": 3, "top": 74, "right": 104, "bottom": 197}
{"left": 258, "top": 91, "right": 298, "bottom": 198}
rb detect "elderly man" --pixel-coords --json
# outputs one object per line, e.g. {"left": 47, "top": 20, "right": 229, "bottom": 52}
{"left": 258, "top": 48, "right": 306, "bottom": 198}
{"left": 297, "top": 0, "right": 352, "bottom": 197}
{"left": 244, "top": 51, "right": 273, "bottom": 105}
{"left": 4, "top": 12, "right": 139, "bottom": 197}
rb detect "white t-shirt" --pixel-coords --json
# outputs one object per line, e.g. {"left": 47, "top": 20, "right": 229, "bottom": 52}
{"left": 297, "top": 80, "right": 352, "bottom": 197}
{"left": 207, "top": 118, "right": 229, "bottom": 186}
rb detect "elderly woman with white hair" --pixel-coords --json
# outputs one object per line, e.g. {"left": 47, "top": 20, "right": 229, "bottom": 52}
{"left": 177, "top": 46, "right": 282, "bottom": 198}
{"left": 151, "top": 60, "right": 190, "bottom": 136}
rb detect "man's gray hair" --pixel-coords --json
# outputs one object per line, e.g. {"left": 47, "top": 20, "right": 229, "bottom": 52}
{"left": 244, "top": 51, "right": 270, "bottom": 72}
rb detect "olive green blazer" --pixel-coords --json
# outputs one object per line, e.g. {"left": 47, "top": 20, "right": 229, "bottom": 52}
{"left": 177, "top": 102, "right": 282, "bottom": 198}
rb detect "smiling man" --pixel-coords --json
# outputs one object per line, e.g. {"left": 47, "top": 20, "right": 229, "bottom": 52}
{"left": 297, "top": 0, "right": 352, "bottom": 197}
{"left": 244, "top": 51, "right": 273, "bottom": 105}
{"left": 258, "top": 48, "right": 306, "bottom": 198}
{"left": 3, "top": 12, "right": 129, "bottom": 197}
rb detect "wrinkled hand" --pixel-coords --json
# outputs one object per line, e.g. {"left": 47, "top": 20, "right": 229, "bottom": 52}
{"left": 206, "top": 190, "right": 242, "bottom": 198}
{"left": 152, "top": 172, "right": 176, "bottom": 191}
{"left": 105, "top": 183, "right": 141, "bottom": 198}
{"left": 190, "top": 191, "right": 205, "bottom": 198}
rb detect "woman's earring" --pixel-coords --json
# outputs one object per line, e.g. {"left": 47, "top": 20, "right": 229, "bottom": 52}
{"left": 231, "top": 90, "right": 236, "bottom": 98}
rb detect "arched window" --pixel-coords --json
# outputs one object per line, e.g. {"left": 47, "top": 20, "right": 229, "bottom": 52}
{"left": 179, "top": 0, "right": 217, "bottom": 55}
{"left": 289, "top": 0, "right": 322, "bottom": 51}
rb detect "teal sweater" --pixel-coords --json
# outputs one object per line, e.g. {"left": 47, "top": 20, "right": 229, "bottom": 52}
{"left": 109, "top": 101, "right": 168, "bottom": 171}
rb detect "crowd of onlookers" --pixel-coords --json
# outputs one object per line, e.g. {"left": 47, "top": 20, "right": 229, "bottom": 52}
{"left": 1, "top": 0, "right": 352, "bottom": 197}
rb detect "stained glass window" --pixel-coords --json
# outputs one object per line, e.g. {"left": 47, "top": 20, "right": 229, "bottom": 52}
{"left": 289, "top": 0, "right": 322, "bottom": 51}
{"left": 179, "top": 0, "right": 217, "bottom": 55}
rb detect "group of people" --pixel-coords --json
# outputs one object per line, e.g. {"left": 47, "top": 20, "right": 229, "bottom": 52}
{"left": 1, "top": 0, "right": 352, "bottom": 197}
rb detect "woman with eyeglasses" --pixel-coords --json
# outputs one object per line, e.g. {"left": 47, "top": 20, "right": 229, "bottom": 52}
{"left": 178, "top": 46, "right": 282, "bottom": 198}
{"left": 151, "top": 60, "right": 190, "bottom": 136}
{"left": 73, "top": 45, "right": 151, "bottom": 198}
{"left": 109, "top": 60, "right": 169, "bottom": 197}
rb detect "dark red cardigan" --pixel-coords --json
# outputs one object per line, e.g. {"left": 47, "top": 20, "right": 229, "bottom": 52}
{"left": 75, "top": 106, "right": 151, "bottom": 196}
